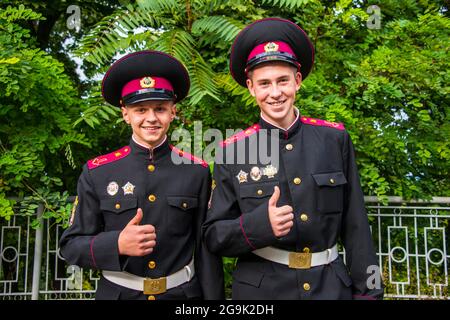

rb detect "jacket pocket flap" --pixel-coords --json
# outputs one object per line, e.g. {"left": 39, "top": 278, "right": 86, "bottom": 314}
{"left": 100, "top": 198, "right": 137, "bottom": 214}
{"left": 239, "top": 181, "right": 279, "bottom": 199}
{"left": 332, "top": 260, "right": 353, "bottom": 287}
{"left": 232, "top": 268, "right": 264, "bottom": 288}
{"left": 166, "top": 196, "right": 198, "bottom": 211}
{"left": 312, "top": 171, "right": 347, "bottom": 187}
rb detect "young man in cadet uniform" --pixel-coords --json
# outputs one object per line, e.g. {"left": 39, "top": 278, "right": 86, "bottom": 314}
{"left": 60, "top": 50, "right": 224, "bottom": 300}
{"left": 203, "top": 18, "right": 384, "bottom": 300}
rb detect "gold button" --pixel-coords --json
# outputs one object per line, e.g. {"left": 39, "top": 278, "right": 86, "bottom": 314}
{"left": 182, "top": 202, "right": 188, "bottom": 209}
{"left": 303, "top": 283, "right": 311, "bottom": 291}
{"left": 148, "top": 194, "right": 156, "bottom": 202}
{"left": 115, "top": 203, "right": 121, "bottom": 210}
{"left": 147, "top": 164, "right": 155, "bottom": 172}
{"left": 148, "top": 295, "right": 156, "bottom": 300}
{"left": 303, "top": 247, "right": 310, "bottom": 253}
{"left": 293, "top": 177, "right": 301, "bottom": 185}
{"left": 286, "top": 144, "right": 293, "bottom": 151}
{"left": 300, "top": 213, "right": 308, "bottom": 222}
{"left": 330, "top": 178, "right": 335, "bottom": 184}
{"left": 148, "top": 261, "right": 156, "bottom": 269}
{"left": 257, "top": 189, "right": 263, "bottom": 196}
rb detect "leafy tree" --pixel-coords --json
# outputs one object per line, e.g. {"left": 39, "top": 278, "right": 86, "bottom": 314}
{"left": 0, "top": 5, "right": 90, "bottom": 222}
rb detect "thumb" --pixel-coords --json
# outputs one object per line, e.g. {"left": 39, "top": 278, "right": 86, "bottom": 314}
{"left": 127, "top": 208, "right": 143, "bottom": 226}
{"left": 268, "top": 186, "right": 280, "bottom": 208}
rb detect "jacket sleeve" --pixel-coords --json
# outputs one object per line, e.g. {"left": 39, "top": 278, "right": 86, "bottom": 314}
{"left": 59, "top": 165, "right": 125, "bottom": 271}
{"left": 202, "top": 162, "right": 277, "bottom": 257}
{"left": 341, "top": 131, "right": 384, "bottom": 299}
{"left": 194, "top": 168, "right": 225, "bottom": 299}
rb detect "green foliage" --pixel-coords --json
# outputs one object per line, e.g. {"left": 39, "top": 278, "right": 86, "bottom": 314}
{"left": 0, "top": 5, "right": 90, "bottom": 221}
{"left": 74, "top": 3, "right": 162, "bottom": 66}
{"left": 262, "top": 0, "right": 315, "bottom": 9}
{"left": 192, "top": 16, "right": 243, "bottom": 42}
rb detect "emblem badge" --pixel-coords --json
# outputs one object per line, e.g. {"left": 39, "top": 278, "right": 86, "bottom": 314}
{"left": 264, "top": 42, "right": 279, "bottom": 52}
{"left": 140, "top": 77, "right": 155, "bottom": 88}
{"left": 122, "top": 182, "right": 135, "bottom": 195}
{"left": 236, "top": 170, "right": 248, "bottom": 184}
{"left": 107, "top": 181, "right": 119, "bottom": 196}
{"left": 250, "top": 166, "right": 262, "bottom": 181}
{"left": 263, "top": 165, "right": 278, "bottom": 178}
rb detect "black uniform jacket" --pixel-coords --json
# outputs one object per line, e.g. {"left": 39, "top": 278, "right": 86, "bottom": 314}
{"left": 203, "top": 113, "right": 383, "bottom": 300}
{"left": 60, "top": 137, "right": 224, "bottom": 300}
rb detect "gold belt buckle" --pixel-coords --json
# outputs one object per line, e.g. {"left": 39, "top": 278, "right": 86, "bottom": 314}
{"left": 143, "top": 277, "right": 167, "bottom": 295}
{"left": 288, "top": 252, "right": 312, "bottom": 269}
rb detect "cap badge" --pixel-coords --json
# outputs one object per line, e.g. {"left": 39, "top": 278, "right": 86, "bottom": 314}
{"left": 122, "top": 182, "right": 135, "bottom": 195}
{"left": 140, "top": 77, "right": 155, "bottom": 88}
{"left": 236, "top": 170, "right": 248, "bottom": 184}
{"left": 264, "top": 42, "right": 279, "bottom": 53}
{"left": 107, "top": 181, "right": 119, "bottom": 196}
{"left": 263, "top": 165, "right": 278, "bottom": 178}
{"left": 250, "top": 166, "right": 262, "bottom": 181}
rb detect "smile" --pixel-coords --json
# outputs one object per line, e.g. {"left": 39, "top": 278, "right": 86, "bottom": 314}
{"left": 267, "top": 100, "right": 286, "bottom": 106}
{"left": 141, "top": 126, "right": 161, "bottom": 131}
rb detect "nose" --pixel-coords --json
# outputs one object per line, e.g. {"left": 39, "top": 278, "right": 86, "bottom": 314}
{"left": 145, "top": 109, "right": 158, "bottom": 123}
{"left": 270, "top": 84, "right": 282, "bottom": 99}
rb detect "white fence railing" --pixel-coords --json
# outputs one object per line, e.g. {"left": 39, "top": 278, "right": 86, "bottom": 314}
{"left": 1, "top": 197, "right": 449, "bottom": 300}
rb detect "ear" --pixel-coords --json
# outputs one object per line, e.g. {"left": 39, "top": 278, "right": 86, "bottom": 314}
{"left": 171, "top": 104, "right": 177, "bottom": 122}
{"left": 121, "top": 106, "right": 130, "bottom": 124}
{"left": 246, "top": 78, "right": 256, "bottom": 97}
{"left": 295, "top": 71, "right": 302, "bottom": 91}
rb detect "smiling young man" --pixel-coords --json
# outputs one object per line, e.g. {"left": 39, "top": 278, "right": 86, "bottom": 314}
{"left": 59, "top": 51, "right": 224, "bottom": 300}
{"left": 203, "top": 18, "right": 384, "bottom": 300}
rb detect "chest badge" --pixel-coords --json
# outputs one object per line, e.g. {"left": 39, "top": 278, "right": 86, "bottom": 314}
{"left": 236, "top": 170, "right": 248, "bottom": 184}
{"left": 263, "top": 165, "right": 278, "bottom": 178}
{"left": 122, "top": 182, "right": 135, "bottom": 195}
{"left": 107, "top": 182, "right": 119, "bottom": 196}
{"left": 250, "top": 166, "right": 262, "bottom": 181}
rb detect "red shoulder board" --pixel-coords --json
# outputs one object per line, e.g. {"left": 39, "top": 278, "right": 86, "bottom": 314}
{"left": 169, "top": 145, "right": 209, "bottom": 168}
{"left": 87, "top": 146, "right": 131, "bottom": 170}
{"left": 219, "top": 124, "right": 261, "bottom": 147}
{"left": 300, "top": 117, "right": 345, "bottom": 131}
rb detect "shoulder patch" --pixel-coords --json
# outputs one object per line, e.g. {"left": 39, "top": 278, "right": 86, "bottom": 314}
{"left": 87, "top": 146, "right": 131, "bottom": 170}
{"left": 301, "top": 117, "right": 345, "bottom": 131}
{"left": 219, "top": 124, "right": 261, "bottom": 147}
{"left": 169, "top": 145, "right": 209, "bottom": 168}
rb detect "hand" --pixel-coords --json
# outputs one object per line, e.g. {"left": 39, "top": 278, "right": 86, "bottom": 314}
{"left": 268, "top": 186, "right": 294, "bottom": 238}
{"left": 118, "top": 208, "right": 156, "bottom": 256}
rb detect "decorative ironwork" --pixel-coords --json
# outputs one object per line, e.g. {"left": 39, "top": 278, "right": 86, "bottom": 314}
{"left": 1, "top": 197, "right": 448, "bottom": 299}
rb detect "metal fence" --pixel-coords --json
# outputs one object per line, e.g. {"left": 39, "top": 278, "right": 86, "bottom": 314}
{"left": 1, "top": 197, "right": 449, "bottom": 300}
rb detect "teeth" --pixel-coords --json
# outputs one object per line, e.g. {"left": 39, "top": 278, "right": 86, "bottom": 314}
{"left": 269, "top": 101, "right": 285, "bottom": 106}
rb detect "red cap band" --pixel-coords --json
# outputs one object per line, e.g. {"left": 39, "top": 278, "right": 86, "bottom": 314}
{"left": 121, "top": 76, "right": 174, "bottom": 98}
{"left": 247, "top": 41, "right": 297, "bottom": 63}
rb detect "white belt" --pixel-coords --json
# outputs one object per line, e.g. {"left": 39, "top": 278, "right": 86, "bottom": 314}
{"left": 253, "top": 244, "right": 338, "bottom": 269}
{"left": 102, "top": 259, "right": 194, "bottom": 295}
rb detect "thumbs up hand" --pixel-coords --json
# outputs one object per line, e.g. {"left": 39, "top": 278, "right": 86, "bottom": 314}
{"left": 118, "top": 208, "right": 156, "bottom": 256}
{"left": 268, "top": 186, "right": 294, "bottom": 238}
